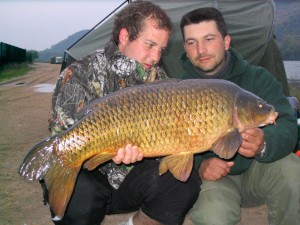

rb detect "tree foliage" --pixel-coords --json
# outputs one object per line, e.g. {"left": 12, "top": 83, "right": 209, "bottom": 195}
{"left": 26, "top": 50, "right": 39, "bottom": 64}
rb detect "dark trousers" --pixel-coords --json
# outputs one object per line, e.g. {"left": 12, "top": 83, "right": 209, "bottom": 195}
{"left": 48, "top": 159, "right": 201, "bottom": 225}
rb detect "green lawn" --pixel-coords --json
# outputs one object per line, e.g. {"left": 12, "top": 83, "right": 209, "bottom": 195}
{"left": 0, "top": 63, "right": 32, "bottom": 83}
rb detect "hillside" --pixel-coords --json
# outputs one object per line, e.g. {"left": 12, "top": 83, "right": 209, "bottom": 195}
{"left": 37, "top": 30, "right": 88, "bottom": 62}
{"left": 274, "top": 0, "right": 300, "bottom": 60}
{"left": 37, "top": 1, "right": 300, "bottom": 62}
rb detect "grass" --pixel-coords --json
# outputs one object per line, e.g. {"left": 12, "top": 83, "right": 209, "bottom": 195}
{"left": 289, "top": 86, "right": 300, "bottom": 101}
{"left": 0, "top": 63, "right": 33, "bottom": 83}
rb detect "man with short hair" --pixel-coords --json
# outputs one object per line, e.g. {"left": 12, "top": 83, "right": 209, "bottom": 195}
{"left": 179, "top": 7, "right": 300, "bottom": 225}
{"left": 47, "top": 1, "right": 200, "bottom": 225}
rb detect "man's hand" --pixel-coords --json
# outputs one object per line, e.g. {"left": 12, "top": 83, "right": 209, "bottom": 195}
{"left": 239, "top": 128, "right": 265, "bottom": 158}
{"left": 199, "top": 158, "right": 234, "bottom": 181}
{"left": 112, "top": 144, "right": 143, "bottom": 164}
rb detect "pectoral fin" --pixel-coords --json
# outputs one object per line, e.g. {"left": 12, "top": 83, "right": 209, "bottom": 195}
{"left": 159, "top": 152, "right": 194, "bottom": 182}
{"left": 211, "top": 127, "right": 242, "bottom": 159}
{"left": 84, "top": 153, "right": 116, "bottom": 170}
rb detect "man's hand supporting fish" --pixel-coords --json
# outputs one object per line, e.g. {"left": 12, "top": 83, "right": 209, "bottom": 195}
{"left": 113, "top": 144, "right": 143, "bottom": 165}
{"left": 199, "top": 127, "right": 265, "bottom": 181}
{"left": 239, "top": 128, "right": 265, "bottom": 158}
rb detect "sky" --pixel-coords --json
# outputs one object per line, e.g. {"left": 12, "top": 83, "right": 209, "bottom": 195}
{"left": 0, "top": 0, "right": 125, "bottom": 51}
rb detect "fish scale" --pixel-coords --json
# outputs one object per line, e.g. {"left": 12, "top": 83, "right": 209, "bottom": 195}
{"left": 19, "top": 78, "right": 278, "bottom": 218}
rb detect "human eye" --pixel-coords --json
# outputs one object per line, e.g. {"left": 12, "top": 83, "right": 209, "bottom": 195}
{"left": 185, "top": 39, "right": 197, "bottom": 47}
{"left": 161, "top": 48, "right": 167, "bottom": 55}
{"left": 205, "top": 36, "right": 215, "bottom": 42}
{"left": 145, "top": 42, "right": 155, "bottom": 49}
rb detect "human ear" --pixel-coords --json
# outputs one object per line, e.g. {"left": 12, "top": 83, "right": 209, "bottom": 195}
{"left": 119, "top": 28, "right": 129, "bottom": 46}
{"left": 224, "top": 35, "right": 231, "bottom": 50}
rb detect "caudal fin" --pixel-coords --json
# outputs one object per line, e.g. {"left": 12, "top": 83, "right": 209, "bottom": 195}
{"left": 19, "top": 135, "right": 81, "bottom": 218}
{"left": 19, "top": 136, "right": 58, "bottom": 180}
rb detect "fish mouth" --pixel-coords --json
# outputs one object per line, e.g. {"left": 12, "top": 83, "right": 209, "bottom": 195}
{"left": 258, "top": 110, "right": 278, "bottom": 127}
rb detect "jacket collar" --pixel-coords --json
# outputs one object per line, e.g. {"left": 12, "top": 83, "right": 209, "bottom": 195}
{"left": 104, "top": 40, "right": 158, "bottom": 82}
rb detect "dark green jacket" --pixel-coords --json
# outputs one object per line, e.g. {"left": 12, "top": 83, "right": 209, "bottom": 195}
{"left": 179, "top": 48, "right": 297, "bottom": 175}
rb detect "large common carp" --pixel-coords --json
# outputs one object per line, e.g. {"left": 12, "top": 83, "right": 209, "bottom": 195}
{"left": 19, "top": 79, "right": 278, "bottom": 218}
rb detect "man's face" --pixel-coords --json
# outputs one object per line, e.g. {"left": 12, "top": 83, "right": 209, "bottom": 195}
{"left": 183, "top": 20, "right": 231, "bottom": 76}
{"left": 118, "top": 18, "right": 170, "bottom": 70}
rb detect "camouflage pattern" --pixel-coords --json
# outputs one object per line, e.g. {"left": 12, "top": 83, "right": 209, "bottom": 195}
{"left": 48, "top": 40, "right": 168, "bottom": 189}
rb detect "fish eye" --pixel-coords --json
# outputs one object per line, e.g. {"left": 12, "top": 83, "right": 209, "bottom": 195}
{"left": 258, "top": 101, "right": 266, "bottom": 109}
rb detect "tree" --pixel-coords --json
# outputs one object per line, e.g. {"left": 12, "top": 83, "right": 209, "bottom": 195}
{"left": 26, "top": 50, "right": 39, "bottom": 63}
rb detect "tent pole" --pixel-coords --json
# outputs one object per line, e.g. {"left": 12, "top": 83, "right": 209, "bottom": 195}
{"left": 66, "top": 0, "right": 130, "bottom": 51}
{"left": 61, "top": 0, "right": 131, "bottom": 72}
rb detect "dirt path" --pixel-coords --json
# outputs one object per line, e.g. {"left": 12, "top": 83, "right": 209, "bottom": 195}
{"left": 0, "top": 63, "right": 59, "bottom": 225}
{"left": 0, "top": 63, "right": 268, "bottom": 225}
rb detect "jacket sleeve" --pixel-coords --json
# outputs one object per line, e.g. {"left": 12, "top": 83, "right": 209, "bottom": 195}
{"left": 252, "top": 67, "right": 298, "bottom": 162}
{"left": 49, "top": 55, "right": 105, "bottom": 135}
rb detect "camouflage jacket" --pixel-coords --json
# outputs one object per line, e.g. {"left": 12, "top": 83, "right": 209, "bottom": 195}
{"left": 49, "top": 40, "right": 168, "bottom": 189}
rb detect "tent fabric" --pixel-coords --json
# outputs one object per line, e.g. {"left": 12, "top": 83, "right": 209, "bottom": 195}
{"left": 64, "top": 0, "right": 275, "bottom": 66}
{"left": 62, "top": 0, "right": 289, "bottom": 95}
{"left": 258, "top": 36, "right": 290, "bottom": 96}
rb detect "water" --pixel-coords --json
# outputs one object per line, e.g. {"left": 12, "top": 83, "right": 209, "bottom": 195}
{"left": 284, "top": 61, "right": 300, "bottom": 80}
{"left": 33, "top": 84, "right": 55, "bottom": 93}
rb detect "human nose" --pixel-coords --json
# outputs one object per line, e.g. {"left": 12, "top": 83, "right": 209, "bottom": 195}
{"left": 150, "top": 48, "right": 161, "bottom": 64}
{"left": 196, "top": 41, "right": 207, "bottom": 54}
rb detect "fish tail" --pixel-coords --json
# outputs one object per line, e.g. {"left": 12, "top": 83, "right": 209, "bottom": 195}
{"left": 18, "top": 135, "right": 81, "bottom": 218}
{"left": 44, "top": 161, "right": 80, "bottom": 218}
{"left": 19, "top": 135, "right": 58, "bottom": 181}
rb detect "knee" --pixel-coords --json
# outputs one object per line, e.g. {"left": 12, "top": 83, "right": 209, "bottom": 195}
{"left": 189, "top": 181, "right": 241, "bottom": 225}
{"left": 55, "top": 169, "right": 112, "bottom": 225}
{"left": 269, "top": 154, "right": 300, "bottom": 191}
{"left": 73, "top": 169, "right": 112, "bottom": 205}
{"left": 184, "top": 169, "right": 201, "bottom": 203}
{"left": 160, "top": 169, "right": 200, "bottom": 206}
{"left": 139, "top": 167, "right": 200, "bottom": 224}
